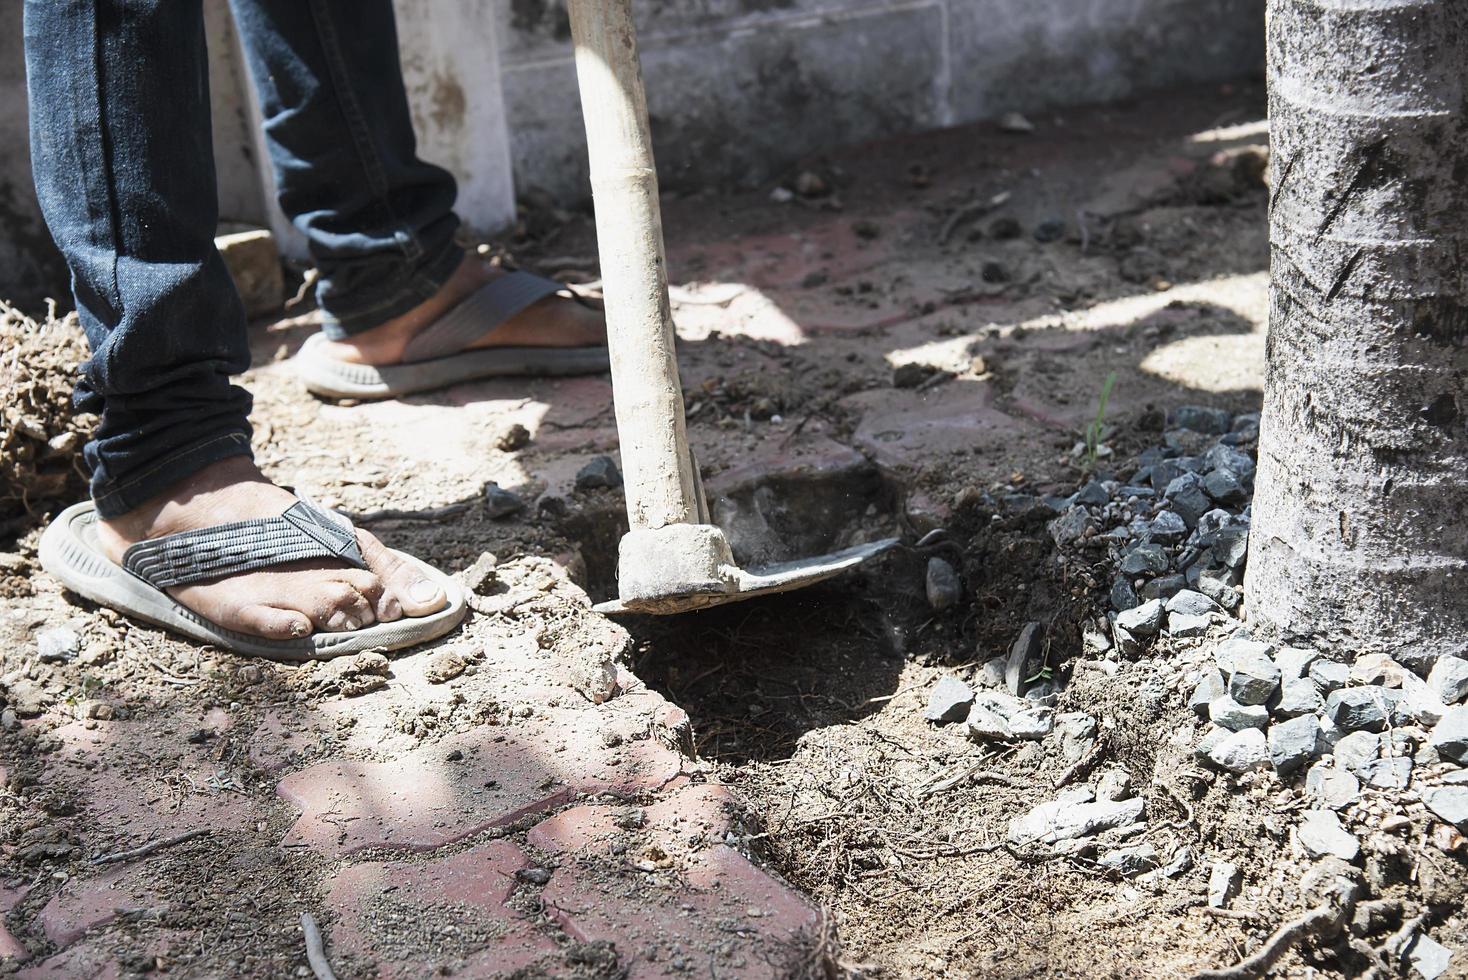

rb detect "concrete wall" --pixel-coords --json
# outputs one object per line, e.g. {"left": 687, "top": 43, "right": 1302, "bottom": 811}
{"left": 0, "top": 0, "right": 1264, "bottom": 307}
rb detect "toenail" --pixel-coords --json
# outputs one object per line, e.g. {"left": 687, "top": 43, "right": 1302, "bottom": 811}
{"left": 327, "top": 611, "right": 359, "bottom": 632}
{"left": 409, "top": 579, "right": 440, "bottom": 604}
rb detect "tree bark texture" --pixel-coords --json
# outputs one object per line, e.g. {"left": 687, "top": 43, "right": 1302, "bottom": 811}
{"left": 1249, "top": 0, "right": 1468, "bottom": 660}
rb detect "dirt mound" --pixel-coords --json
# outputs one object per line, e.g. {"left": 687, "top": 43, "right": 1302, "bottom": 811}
{"left": 0, "top": 303, "right": 92, "bottom": 537}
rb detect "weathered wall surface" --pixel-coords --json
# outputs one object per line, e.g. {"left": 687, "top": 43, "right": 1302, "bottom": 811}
{"left": 0, "top": 0, "right": 1263, "bottom": 305}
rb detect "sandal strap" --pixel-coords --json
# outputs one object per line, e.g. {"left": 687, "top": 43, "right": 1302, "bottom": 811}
{"left": 121, "top": 500, "right": 366, "bottom": 590}
{"left": 400, "top": 270, "right": 566, "bottom": 364}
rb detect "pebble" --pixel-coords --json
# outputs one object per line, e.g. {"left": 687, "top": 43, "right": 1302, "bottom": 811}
{"left": 1350, "top": 652, "right": 1404, "bottom": 689}
{"left": 575, "top": 456, "right": 623, "bottom": 491}
{"left": 1119, "top": 544, "right": 1168, "bottom": 577}
{"left": 1197, "top": 564, "right": 1242, "bottom": 610}
{"left": 1309, "top": 660, "right": 1349, "bottom": 692}
{"left": 6, "top": 680, "right": 48, "bottom": 718}
{"left": 1333, "top": 731, "right": 1383, "bottom": 773}
{"left": 1359, "top": 756, "right": 1413, "bottom": 790}
{"left": 1210, "top": 695, "right": 1268, "bottom": 731}
{"left": 1171, "top": 486, "right": 1213, "bottom": 528}
{"left": 1007, "top": 794, "right": 1145, "bottom": 845}
{"left": 1228, "top": 647, "right": 1281, "bottom": 705}
{"left": 1208, "top": 861, "right": 1241, "bottom": 908}
{"left": 1162, "top": 846, "right": 1194, "bottom": 878}
{"left": 923, "top": 675, "right": 975, "bottom": 724}
{"left": 1424, "top": 786, "right": 1468, "bottom": 831}
{"left": 1202, "top": 469, "right": 1248, "bottom": 505}
{"left": 925, "top": 557, "right": 962, "bottom": 611}
{"left": 1141, "top": 573, "right": 1187, "bottom": 601}
{"left": 1208, "top": 727, "right": 1270, "bottom": 772}
{"left": 495, "top": 423, "right": 531, "bottom": 452}
{"left": 1204, "top": 443, "right": 1256, "bottom": 481}
{"left": 1172, "top": 406, "right": 1232, "bottom": 434}
{"left": 423, "top": 651, "right": 466, "bottom": 684}
{"left": 1277, "top": 678, "right": 1325, "bottom": 718}
{"left": 1110, "top": 577, "right": 1140, "bottom": 612}
{"left": 1094, "top": 768, "right": 1132, "bottom": 802}
{"left": 1099, "top": 843, "right": 1158, "bottom": 878}
{"left": 1189, "top": 670, "right": 1227, "bottom": 718}
{"left": 1428, "top": 706, "right": 1468, "bottom": 765}
{"left": 1004, "top": 622, "right": 1046, "bottom": 696}
{"left": 1168, "top": 612, "right": 1212, "bottom": 638}
{"left": 1115, "top": 599, "right": 1164, "bottom": 638}
{"left": 1397, "top": 671, "right": 1448, "bottom": 727}
{"left": 1305, "top": 761, "right": 1361, "bottom": 810}
{"left": 1406, "top": 934, "right": 1454, "bottom": 980}
{"left": 484, "top": 483, "right": 526, "bottom": 519}
{"left": 1298, "top": 809, "right": 1359, "bottom": 861}
{"left": 36, "top": 627, "right": 80, "bottom": 663}
{"left": 1269, "top": 714, "right": 1323, "bottom": 775}
{"left": 1208, "top": 528, "right": 1250, "bottom": 570}
{"left": 998, "top": 111, "right": 1035, "bottom": 133}
{"left": 1073, "top": 481, "right": 1109, "bottom": 507}
{"left": 1275, "top": 646, "right": 1321, "bottom": 681}
{"left": 1145, "top": 510, "right": 1187, "bottom": 544}
{"left": 1165, "top": 590, "right": 1221, "bottom": 617}
{"left": 966, "top": 692, "right": 1053, "bottom": 742}
{"left": 1428, "top": 657, "right": 1468, "bottom": 705}
{"left": 0, "top": 708, "right": 17, "bottom": 732}
{"left": 1048, "top": 506, "right": 1093, "bottom": 546}
{"left": 1325, "top": 687, "right": 1396, "bottom": 733}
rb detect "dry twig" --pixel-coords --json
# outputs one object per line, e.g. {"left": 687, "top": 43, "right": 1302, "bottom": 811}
{"left": 91, "top": 828, "right": 211, "bottom": 866}
{"left": 301, "top": 912, "right": 338, "bottom": 980}
{"left": 1191, "top": 891, "right": 1353, "bottom": 980}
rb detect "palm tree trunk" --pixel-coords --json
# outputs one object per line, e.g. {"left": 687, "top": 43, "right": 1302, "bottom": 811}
{"left": 1248, "top": 0, "right": 1468, "bottom": 664}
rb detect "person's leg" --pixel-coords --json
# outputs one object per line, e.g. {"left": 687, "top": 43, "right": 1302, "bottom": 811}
{"left": 24, "top": 0, "right": 444, "bottom": 639}
{"left": 229, "top": 0, "right": 602, "bottom": 363}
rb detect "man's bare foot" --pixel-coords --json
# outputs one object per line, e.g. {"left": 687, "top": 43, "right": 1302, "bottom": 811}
{"left": 95, "top": 457, "right": 447, "bottom": 640}
{"left": 322, "top": 255, "right": 606, "bottom": 366}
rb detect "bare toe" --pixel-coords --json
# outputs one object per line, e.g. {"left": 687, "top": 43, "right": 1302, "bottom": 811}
{"left": 237, "top": 604, "right": 312, "bottom": 640}
{"left": 358, "top": 530, "right": 446, "bottom": 617}
{"left": 309, "top": 580, "right": 376, "bottom": 632}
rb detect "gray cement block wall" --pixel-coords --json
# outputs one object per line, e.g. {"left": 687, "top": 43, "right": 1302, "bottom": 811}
{"left": 0, "top": 0, "right": 1264, "bottom": 308}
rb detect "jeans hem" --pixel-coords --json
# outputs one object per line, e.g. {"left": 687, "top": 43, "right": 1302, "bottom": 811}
{"left": 91, "top": 431, "right": 254, "bottom": 519}
{"left": 318, "top": 240, "right": 465, "bottom": 339}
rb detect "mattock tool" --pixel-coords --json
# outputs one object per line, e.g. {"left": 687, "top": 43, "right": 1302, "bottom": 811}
{"left": 567, "top": 0, "right": 896, "bottom": 615}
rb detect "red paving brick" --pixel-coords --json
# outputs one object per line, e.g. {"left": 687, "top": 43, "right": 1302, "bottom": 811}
{"left": 277, "top": 720, "right": 684, "bottom": 856}
{"left": 529, "top": 785, "right": 821, "bottom": 979}
{"left": 844, "top": 381, "right": 1041, "bottom": 473}
{"left": 323, "top": 841, "right": 559, "bottom": 978}
{"left": 2, "top": 883, "right": 31, "bottom": 962}
{"left": 34, "top": 866, "right": 149, "bottom": 946}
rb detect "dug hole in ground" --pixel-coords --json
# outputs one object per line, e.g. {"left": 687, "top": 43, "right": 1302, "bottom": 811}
{"left": 2, "top": 81, "right": 1466, "bottom": 979}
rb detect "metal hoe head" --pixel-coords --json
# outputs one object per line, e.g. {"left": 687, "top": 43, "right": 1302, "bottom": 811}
{"left": 592, "top": 523, "right": 897, "bottom": 615}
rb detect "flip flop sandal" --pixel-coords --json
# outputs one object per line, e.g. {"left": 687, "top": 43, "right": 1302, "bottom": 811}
{"left": 295, "top": 270, "right": 609, "bottom": 400}
{"left": 39, "top": 498, "right": 467, "bottom": 661}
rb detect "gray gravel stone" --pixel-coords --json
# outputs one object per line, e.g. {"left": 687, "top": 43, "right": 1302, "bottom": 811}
{"left": 1305, "top": 761, "right": 1361, "bottom": 810}
{"left": 1171, "top": 486, "right": 1213, "bottom": 529}
{"left": 1197, "top": 564, "right": 1242, "bottom": 610}
{"left": 1095, "top": 768, "right": 1132, "bottom": 802}
{"left": 1208, "top": 861, "right": 1241, "bottom": 908}
{"left": 1141, "top": 574, "right": 1188, "bottom": 601}
{"left": 1005, "top": 622, "right": 1046, "bottom": 696}
{"left": 1208, "top": 528, "right": 1250, "bottom": 570}
{"left": 1110, "top": 577, "right": 1140, "bottom": 612}
{"left": 1428, "top": 657, "right": 1468, "bottom": 705}
{"left": 1165, "top": 589, "right": 1222, "bottom": 617}
{"left": 1119, "top": 544, "right": 1169, "bottom": 577}
{"left": 1145, "top": 510, "right": 1188, "bottom": 544}
{"left": 1424, "top": 786, "right": 1468, "bottom": 831}
{"left": 1202, "top": 469, "right": 1248, "bottom": 505}
{"left": 1099, "top": 843, "right": 1158, "bottom": 878}
{"left": 575, "top": 455, "right": 623, "bottom": 490}
{"left": 926, "top": 557, "right": 962, "bottom": 611}
{"left": 1359, "top": 756, "right": 1412, "bottom": 790}
{"left": 1298, "top": 809, "right": 1359, "bottom": 861}
{"left": 1333, "top": 731, "right": 1383, "bottom": 774}
{"left": 1172, "top": 405, "right": 1232, "bottom": 434}
{"left": 1048, "top": 506, "right": 1093, "bottom": 546}
{"left": 1073, "top": 481, "right": 1110, "bottom": 507}
{"left": 1310, "top": 660, "right": 1350, "bottom": 692}
{"left": 6, "top": 680, "right": 48, "bottom": 718}
{"left": 1228, "top": 648, "right": 1281, "bottom": 706}
{"left": 1007, "top": 795, "right": 1146, "bottom": 845}
{"left": 484, "top": 483, "right": 526, "bottom": 519}
{"left": 1397, "top": 671, "right": 1448, "bottom": 727}
{"left": 1115, "top": 599, "right": 1164, "bottom": 638}
{"left": 1269, "top": 715, "right": 1323, "bottom": 775}
{"left": 1325, "top": 687, "right": 1396, "bottom": 733}
{"left": 1406, "top": 934, "right": 1454, "bottom": 980}
{"left": 1204, "top": 443, "right": 1256, "bottom": 481}
{"left": 1210, "top": 695, "right": 1269, "bottom": 732}
{"left": 1190, "top": 670, "right": 1227, "bottom": 718}
{"left": 1277, "top": 678, "right": 1325, "bottom": 718}
{"left": 966, "top": 692, "right": 1054, "bottom": 742}
{"left": 36, "top": 627, "right": 80, "bottom": 664}
{"left": 1349, "top": 653, "right": 1404, "bottom": 688}
{"left": 1275, "top": 646, "right": 1321, "bottom": 681}
{"left": 1428, "top": 706, "right": 1468, "bottom": 765}
{"left": 1194, "top": 725, "right": 1230, "bottom": 762}
{"left": 923, "top": 675, "right": 974, "bottom": 724}
{"left": 1208, "top": 727, "right": 1270, "bottom": 772}
{"left": 1168, "top": 612, "right": 1213, "bottom": 638}
{"left": 1163, "top": 846, "right": 1194, "bottom": 878}
{"left": 1215, "top": 637, "right": 1274, "bottom": 675}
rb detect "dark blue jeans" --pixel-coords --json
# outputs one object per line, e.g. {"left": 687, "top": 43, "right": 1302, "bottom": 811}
{"left": 24, "top": 0, "right": 465, "bottom": 517}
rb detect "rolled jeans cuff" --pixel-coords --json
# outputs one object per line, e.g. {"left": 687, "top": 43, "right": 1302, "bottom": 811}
{"left": 316, "top": 239, "right": 465, "bottom": 339}
{"left": 90, "top": 431, "right": 254, "bottom": 519}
